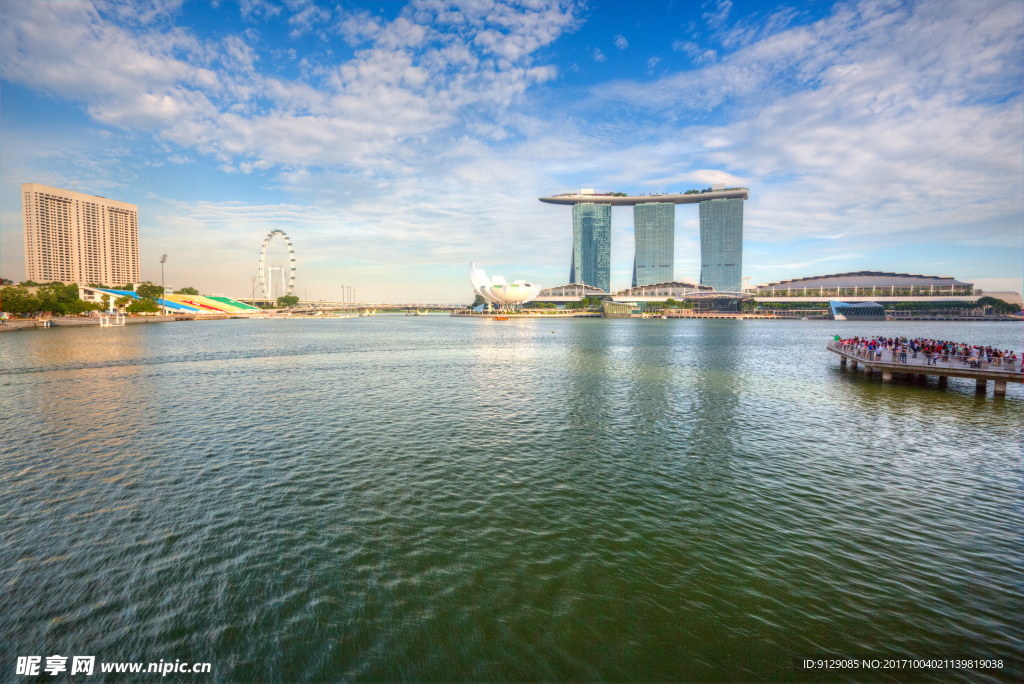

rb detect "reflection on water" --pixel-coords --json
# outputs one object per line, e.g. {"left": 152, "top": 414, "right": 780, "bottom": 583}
{"left": 1, "top": 318, "right": 1021, "bottom": 682}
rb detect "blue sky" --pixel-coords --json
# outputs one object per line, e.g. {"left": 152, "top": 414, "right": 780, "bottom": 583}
{"left": 2, "top": 0, "right": 1021, "bottom": 302}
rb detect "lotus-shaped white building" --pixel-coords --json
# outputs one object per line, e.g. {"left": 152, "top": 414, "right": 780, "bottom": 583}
{"left": 470, "top": 262, "right": 541, "bottom": 307}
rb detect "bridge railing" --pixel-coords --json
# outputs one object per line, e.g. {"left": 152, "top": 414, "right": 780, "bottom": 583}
{"left": 828, "top": 341, "right": 1022, "bottom": 375}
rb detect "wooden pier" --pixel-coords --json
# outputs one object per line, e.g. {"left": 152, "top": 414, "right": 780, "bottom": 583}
{"left": 827, "top": 342, "right": 1022, "bottom": 394}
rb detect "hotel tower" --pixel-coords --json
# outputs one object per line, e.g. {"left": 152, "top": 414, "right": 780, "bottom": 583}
{"left": 541, "top": 185, "right": 749, "bottom": 294}
{"left": 22, "top": 183, "right": 140, "bottom": 285}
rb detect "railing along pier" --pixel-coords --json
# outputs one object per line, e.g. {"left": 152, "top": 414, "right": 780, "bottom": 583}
{"left": 827, "top": 341, "right": 1022, "bottom": 395}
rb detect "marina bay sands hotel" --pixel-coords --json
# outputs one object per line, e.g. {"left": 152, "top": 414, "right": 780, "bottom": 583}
{"left": 539, "top": 184, "right": 749, "bottom": 294}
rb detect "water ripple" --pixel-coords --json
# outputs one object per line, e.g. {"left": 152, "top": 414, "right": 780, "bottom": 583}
{"left": 1, "top": 318, "right": 1021, "bottom": 682}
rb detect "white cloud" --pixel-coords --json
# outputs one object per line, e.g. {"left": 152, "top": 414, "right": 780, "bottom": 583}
{"left": 614, "top": 34, "right": 628, "bottom": 50}
{"left": 239, "top": 0, "right": 281, "bottom": 21}
{"left": 336, "top": 9, "right": 384, "bottom": 46}
{"left": 702, "top": 0, "right": 732, "bottom": 30}
{"left": 2, "top": 0, "right": 1020, "bottom": 296}
{"left": 286, "top": 0, "right": 331, "bottom": 38}
{"left": 671, "top": 40, "right": 717, "bottom": 65}
{"left": 1, "top": 0, "right": 582, "bottom": 172}
{"left": 594, "top": 1, "right": 1023, "bottom": 251}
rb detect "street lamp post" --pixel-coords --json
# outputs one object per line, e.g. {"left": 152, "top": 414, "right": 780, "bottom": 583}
{"left": 251, "top": 276, "right": 257, "bottom": 306}
{"left": 160, "top": 254, "right": 168, "bottom": 315}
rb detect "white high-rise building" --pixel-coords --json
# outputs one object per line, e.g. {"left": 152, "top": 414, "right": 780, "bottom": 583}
{"left": 21, "top": 183, "right": 140, "bottom": 285}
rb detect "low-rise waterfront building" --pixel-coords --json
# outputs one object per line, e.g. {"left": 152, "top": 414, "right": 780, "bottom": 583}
{"left": 754, "top": 272, "right": 974, "bottom": 299}
{"left": 533, "top": 283, "right": 607, "bottom": 303}
{"left": 829, "top": 300, "right": 886, "bottom": 321}
{"left": 602, "top": 301, "right": 641, "bottom": 318}
{"left": 612, "top": 280, "right": 714, "bottom": 300}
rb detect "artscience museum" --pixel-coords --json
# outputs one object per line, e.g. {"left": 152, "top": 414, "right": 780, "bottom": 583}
{"left": 469, "top": 262, "right": 541, "bottom": 308}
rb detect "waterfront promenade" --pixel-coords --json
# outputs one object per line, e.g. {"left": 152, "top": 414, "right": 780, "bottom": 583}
{"left": 827, "top": 340, "right": 1022, "bottom": 394}
{"left": 0, "top": 314, "right": 238, "bottom": 329}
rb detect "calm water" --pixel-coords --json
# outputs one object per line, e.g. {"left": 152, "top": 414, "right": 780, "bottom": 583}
{"left": 2, "top": 317, "right": 1021, "bottom": 683}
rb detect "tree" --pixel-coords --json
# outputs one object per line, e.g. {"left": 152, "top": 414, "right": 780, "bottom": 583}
{"left": 470, "top": 293, "right": 487, "bottom": 308}
{"left": 0, "top": 278, "right": 12, "bottom": 285}
{"left": 101, "top": 294, "right": 110, "bottom": 310}
{"left": 1, "top": 282, "right": 101, "bottom": 316}
{"left": 114, "top": 296, "right": 133, "bottom": 311}
{"left": 975, "top": 296, "right": 1021, "bottom": 314}
{"left": 682, "top": 299, "right": 695, "bottom": 310}
{"left": 665, "top": 298, "right": 678, "bottom": 308}
{"left": 34, "top": 282, "right": 98, "bottom": 315}
{"left": 277, "top": 295, "right": 300, "bottom": 307}
{"left": 127, "top": 298, "right": 160, "bottom": 314}
{"left": 174, "top": 286, "right": 199, "bottom": 295}
{"left": 136, "top": 283, "right": 164, "bottom": 299}
{"left": 0, "top": 286, "right": 37, "bottom": 314}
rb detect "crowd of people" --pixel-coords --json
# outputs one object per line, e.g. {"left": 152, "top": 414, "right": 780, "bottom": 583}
{"left": 832, "top": 335, "right": 1019, "bottom": 371}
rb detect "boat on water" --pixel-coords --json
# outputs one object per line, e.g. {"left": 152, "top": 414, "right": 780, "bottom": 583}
{"left": 494, "top": 316, "right": 509, "bottom": 321}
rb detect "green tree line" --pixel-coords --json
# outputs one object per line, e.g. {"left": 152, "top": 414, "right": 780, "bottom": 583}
{"left": 1, "top": 283, "right": 102, "bottom": 315}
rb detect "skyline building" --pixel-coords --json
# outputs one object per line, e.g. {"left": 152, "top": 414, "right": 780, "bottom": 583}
{"left": 632, "top": 202, "right": 674, "bottom": 287}
{"left": 569, "top": 203, "right": 611, "bottom": 293}
{"left": 21, "top": 183, "right": 139, "bottom": 285}
{"left": 699, "top": 197, "right": 743, "bottom": 293}
{"left": 540, "top": 186, "right": 748, "bottom": 294}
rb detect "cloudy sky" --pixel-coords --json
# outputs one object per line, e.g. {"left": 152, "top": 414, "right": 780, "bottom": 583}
{"left": 2, "top": 0, "right": 1021, "bottom": 302}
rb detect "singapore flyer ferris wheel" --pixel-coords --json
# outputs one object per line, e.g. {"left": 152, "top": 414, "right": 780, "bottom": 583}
{"left": 259, "top": 230, "right": 296, "bottom": 299}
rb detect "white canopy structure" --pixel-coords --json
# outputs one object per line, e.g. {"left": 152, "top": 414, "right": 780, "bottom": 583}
{"left": 470, "top": 262, "right": 541, "bottom": 306}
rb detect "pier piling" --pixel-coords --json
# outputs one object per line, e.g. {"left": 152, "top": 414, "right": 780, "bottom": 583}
{"left": 827, "top": 342, "right": 1020, "bottom": 396}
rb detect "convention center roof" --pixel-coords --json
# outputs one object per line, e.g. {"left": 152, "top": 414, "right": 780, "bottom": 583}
{"left": 757, "top": 272, "right": 973, "bottom": 289}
